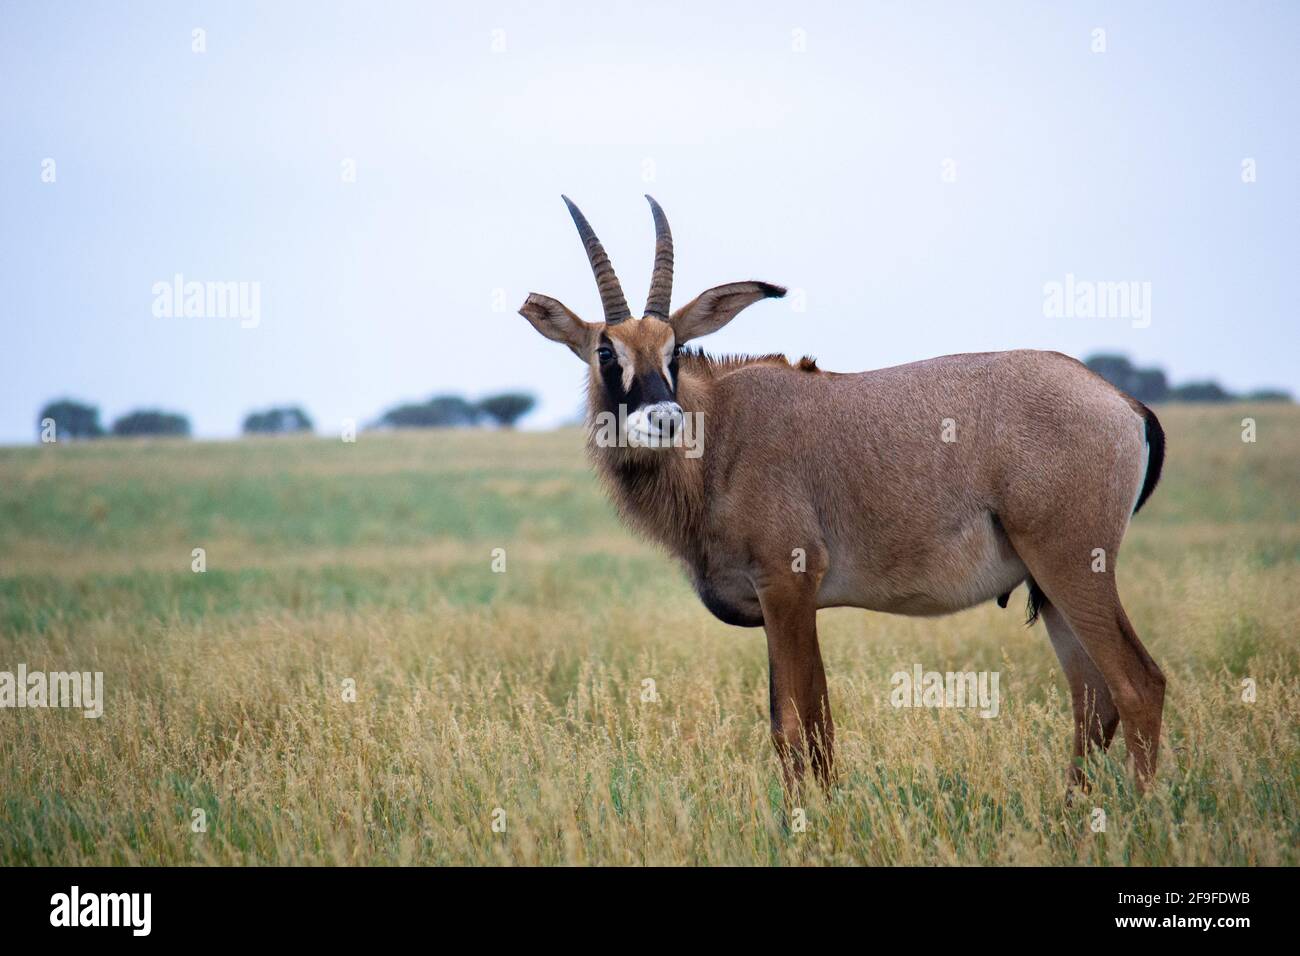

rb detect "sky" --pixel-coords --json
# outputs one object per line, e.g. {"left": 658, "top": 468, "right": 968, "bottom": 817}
{"left": 1, "top": 0, "right": 1297, "bottom": 442}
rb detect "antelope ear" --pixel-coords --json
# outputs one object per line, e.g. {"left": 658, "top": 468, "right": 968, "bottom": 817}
{"left": 669, "top": 281, "right": 786, "bottom": 343}
{"left": 519, "top": 293, "right": 598, "bottom": 360}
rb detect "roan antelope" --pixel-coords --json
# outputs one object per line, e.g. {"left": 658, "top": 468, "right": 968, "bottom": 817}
{"left": 519, "top": 196, "right": 1167, "bottom": 793}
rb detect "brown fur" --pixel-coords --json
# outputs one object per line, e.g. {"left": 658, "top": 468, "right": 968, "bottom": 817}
{"left": 521, "top": 198, "right": 1167, "bottom": 795}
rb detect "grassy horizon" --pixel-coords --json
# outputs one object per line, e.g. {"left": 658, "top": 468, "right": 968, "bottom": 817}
{"left": 1, "top": 404, "right": 1297, "bottom": 865}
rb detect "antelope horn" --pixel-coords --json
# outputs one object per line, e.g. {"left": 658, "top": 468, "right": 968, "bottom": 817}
{"left": 561, "top": 195, "right": 631, "bottom": 325}
{"left": 642, "top": 195, "right": 674, "bottom": 320}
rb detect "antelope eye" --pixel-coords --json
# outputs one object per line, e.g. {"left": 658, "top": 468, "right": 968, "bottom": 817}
{"left": 596, "top": 346, "right": 614, "bottom": 364}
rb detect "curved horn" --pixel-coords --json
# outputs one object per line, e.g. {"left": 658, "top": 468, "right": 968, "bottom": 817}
{"left": 561, "top": 195, "right": 631, "bottom": 325}
{"left": 642, "top": 195, "right": 674, "bottom": 320}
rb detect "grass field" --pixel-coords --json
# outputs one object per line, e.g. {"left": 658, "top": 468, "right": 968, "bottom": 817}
{"left": 1, "top": 405, "right": 1297, "bottom": 866}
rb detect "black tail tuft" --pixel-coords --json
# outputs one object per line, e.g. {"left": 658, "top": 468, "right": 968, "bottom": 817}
{"left": 1133, "top": 405, "right": 1166, "bottom": 515}
{"left": 1025, "top": 578, "right": 1048, "bottom": 626}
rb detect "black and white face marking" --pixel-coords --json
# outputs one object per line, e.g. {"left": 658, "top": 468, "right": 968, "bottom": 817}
{"left": 595, "top": 322, "right": 685, "bottom": 447}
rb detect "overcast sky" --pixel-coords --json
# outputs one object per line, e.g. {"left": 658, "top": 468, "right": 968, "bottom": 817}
{"left": 1, "top": 1, "right": 1296, "bottom": 442}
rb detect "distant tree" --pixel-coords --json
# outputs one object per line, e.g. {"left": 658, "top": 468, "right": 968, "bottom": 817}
{"left": 111, "top": 409, "right": 191, "bottom": 437}
{"left": 1129, "top": 368, "right": 1169, "bottom": 404}
{"left": 1167, "top": 381, "right": 1235, "bottom": 403}
{"left": 1082, "top": 352, "right": 1289, "bottom": 404}
{"left": 1243, "top": 388, "right": 1293, "bottom": 403}
{"left": 477, "top": 392, "right": 537, "bottom": 428}
{"left": 377, "top": 394, "right": 481, "bottom": 429}
{"left": 37, "top": 399, "right": 104, "bottom": 440}
{"left": 426, "top": 395, "right": 481, "bottom": 427}
{"left": 377, "top": 403, "right": 436, "bottom": 428}
{"left": 243, "top": 406, "right": 314, "bottom": 435}
{"left": 1084, "top": 353, "right": 1135, "bottom": 389}
{"left": 1083, "top": 354, "right": 1167, "bottom": 403}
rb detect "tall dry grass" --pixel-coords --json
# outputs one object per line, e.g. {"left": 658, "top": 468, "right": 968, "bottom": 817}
{"left": 1, "top": 405, "right": 1296, "bottom": 864}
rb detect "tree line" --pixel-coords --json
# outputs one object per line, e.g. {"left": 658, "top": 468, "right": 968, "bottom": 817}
{"left": 36, "top": 392, "right": 538, "bottom": 440}
{"left": 1082, "top": 354, "right": 1291, "bottom": 405}
{"left": 36, "top": 353, "right": 1291, "bottom": 440}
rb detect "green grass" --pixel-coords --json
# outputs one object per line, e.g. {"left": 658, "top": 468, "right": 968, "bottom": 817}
{"left": 0, "top": 406, "right": 1297, "bottom": 865}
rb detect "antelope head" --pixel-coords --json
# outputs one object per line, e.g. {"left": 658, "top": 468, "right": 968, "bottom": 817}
{"left": 519, "top": 195, "right": 785, "bottom": 446}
